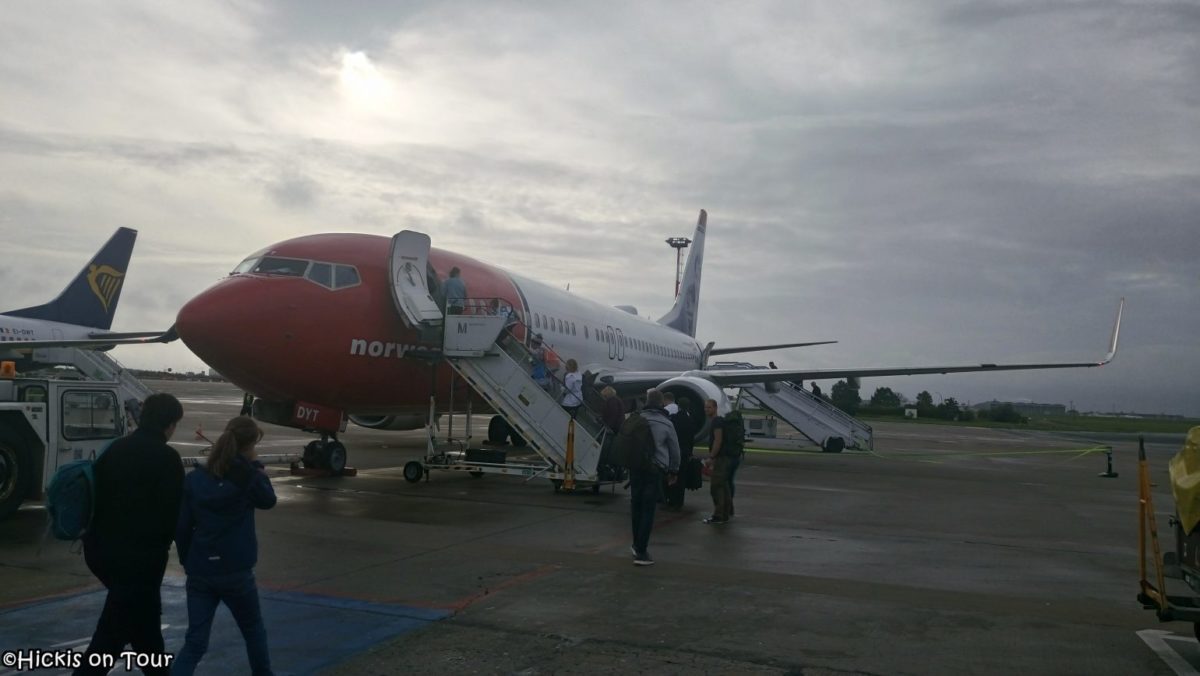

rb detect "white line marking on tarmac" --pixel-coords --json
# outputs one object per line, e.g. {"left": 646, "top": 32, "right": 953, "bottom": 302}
{"left": 1138, "top": 629, "right": 1200, "bottom": 675}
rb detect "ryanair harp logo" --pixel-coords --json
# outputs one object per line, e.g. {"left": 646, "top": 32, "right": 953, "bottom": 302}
{"left": 88, "top": 265, "right": 125, "bottom": 312}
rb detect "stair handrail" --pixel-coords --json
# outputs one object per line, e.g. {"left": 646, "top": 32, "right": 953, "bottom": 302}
{"left": 715, "top": 361, "right": 872, "bottom": 441}
{"left": 449, "top": 300, "right": 609, "bottom": 445}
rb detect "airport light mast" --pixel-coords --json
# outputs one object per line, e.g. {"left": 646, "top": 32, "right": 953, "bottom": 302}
{"left": 665, "top": 237, "right": 691, "bottom": 298}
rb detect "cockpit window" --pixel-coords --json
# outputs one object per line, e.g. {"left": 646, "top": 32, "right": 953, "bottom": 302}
{"left": 334, "top": 265, "right": 360, "bottom": 288}
{"left": 232, "top": 257, "right": 260, "bottom": 275}
{"left": 252, "top": 257, "right": 308, "bottom": 276}
{"left": 306, "top": 262, "right": 333, "bottom": 288}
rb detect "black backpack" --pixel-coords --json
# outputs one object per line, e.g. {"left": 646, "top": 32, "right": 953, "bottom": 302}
{"left": 613, "top": 412, "right": 655, "bottom": 471}
{"left": 720, "top": 409, "right": 745, "bottom": 458}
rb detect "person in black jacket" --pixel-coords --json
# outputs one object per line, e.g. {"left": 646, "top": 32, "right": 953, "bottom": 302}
{"left": 172, "top": 415, "right": 277, "bottom": 676}
{"left": 75, "top": 393, "right": 185, "bottom": 676}
{"left": 664, "top": 395, "right": 697, "bottom": 510}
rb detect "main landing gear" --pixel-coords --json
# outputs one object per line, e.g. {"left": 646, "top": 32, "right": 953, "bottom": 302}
{"left": 302, "top": 434, "right": 348, "bottom": 475}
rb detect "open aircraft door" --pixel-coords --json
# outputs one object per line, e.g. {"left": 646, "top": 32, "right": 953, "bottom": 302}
{"left": 389, "top": 231, "right": 445, "bottom": 330}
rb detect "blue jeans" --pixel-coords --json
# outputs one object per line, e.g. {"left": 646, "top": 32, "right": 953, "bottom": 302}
{"left": 172, "top": 570, "right": 273, "bottom": 676}
{"left": 630, "top": 468, "right": 662, "bottom": 556}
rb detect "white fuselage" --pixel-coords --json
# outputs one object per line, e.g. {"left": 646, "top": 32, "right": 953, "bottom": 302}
{"left": 505, "top": 270, "right": 703, "bottom": 374}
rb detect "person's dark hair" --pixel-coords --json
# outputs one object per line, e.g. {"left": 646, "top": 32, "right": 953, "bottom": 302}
{"left": 662, "top": 392, "right": 675, "bottom": 403}
{"left": 138, "top": 393, "right": 183, "bottom": 434}
{"left": 207, "top": 416, "right": 263, "bottom": 479}
{"left": 678, "top": 396, "right": 691, "bottom": 407}
{"left": 646, "top": 389, "right": 665, "bottom": 408}
{"left": 449, "top": 266, "right": 461, "bottom": 277}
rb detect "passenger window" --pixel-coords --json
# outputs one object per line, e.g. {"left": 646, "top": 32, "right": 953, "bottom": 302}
{"left": 253, "top": 257, "right": 307, "bottom": 276}
{"left": 334, "top": 265, "right": 360, "bottom": 288}
{"left": 61, "top": 390, "right": 119, "bottom": 440}
{"left": 306, "top": 262, "right": 333, "bottom": 288}
{"left": 584, "top": 326, "right": 589, "bottom": 340}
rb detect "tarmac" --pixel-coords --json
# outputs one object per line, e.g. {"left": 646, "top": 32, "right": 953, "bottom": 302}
{"left": 1, "top": 379, "right": 1197, "bottom": 675}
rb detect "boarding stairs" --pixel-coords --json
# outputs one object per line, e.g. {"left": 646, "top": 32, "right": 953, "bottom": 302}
{"left": 29, "top": 346, "right": 155, "bottom": 423}
{"left": 387, "top": 231, "right": 608, "bottom": 485}
{"left": 715, "top": 362, "right": 873, "bottom": 452}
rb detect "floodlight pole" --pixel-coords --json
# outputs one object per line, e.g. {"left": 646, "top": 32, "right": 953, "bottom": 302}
{"left": 665, "top": 237, "right": 691, "bottom": 298}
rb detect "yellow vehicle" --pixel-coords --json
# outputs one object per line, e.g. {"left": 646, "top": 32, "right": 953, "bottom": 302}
{"left": 1138, "top": 429, "right": 1200, "bottom": 639}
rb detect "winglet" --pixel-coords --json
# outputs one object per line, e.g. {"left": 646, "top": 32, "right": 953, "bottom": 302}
{"left": 1100, "top": 297, "right": 1123, "bottom": 365}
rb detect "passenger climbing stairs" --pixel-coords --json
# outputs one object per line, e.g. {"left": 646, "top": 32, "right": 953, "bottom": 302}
{"left": 387, "top": 231, "right": 610, "bottom": 488}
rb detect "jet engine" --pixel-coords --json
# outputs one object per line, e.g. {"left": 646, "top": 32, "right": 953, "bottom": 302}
{"left": 654, "top": 373, "right": 733, "bottom": 423}
{"left": 347, "top": 414, "right": 429, "bottom": 431}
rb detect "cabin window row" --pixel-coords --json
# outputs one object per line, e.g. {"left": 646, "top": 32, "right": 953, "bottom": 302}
{"left": 524, "top": 311, "right": 694, "bottom": 361}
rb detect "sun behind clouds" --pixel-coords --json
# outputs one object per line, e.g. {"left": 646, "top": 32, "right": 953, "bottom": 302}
{"left": 337, "top": 50, "right": 394, "bottom": 109}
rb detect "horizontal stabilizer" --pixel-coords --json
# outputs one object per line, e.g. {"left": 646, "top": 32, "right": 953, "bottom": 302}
{"left": 709, "top": 340, "right": 837, "bottom": 356}
{"left": 2, "top": 327, "right": 177, "bottom": 350}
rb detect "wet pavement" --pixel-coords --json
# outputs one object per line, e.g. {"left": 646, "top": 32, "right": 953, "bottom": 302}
{"left": 0, "top": 380, "right": 1195, "bottom": 675}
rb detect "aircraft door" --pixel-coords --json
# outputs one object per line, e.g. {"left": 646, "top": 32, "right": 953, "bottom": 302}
{"left": 389, "top": 231, "right": 445, "bottom": 330}
{"left": 615, "top": 329, "right": 625, "bottom": 361}
{"left": 606, "top": 325, "right": 616, "bottom": 360}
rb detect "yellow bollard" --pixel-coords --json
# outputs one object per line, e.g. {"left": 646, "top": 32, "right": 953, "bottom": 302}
{"left": 564, "top": 418, "right": 576, "bottom": 491}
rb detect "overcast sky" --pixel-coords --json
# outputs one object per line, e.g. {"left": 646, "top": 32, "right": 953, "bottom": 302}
{"left": 2, "top": 1, "right": 1197, "bottom": 416}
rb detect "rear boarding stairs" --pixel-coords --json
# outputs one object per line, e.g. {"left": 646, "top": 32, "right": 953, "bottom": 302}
{"left": 388, "top": 231, "right": 617, "bottom": 492}
{"left": 713, "top": 365, "right": 875, "bottom": 453}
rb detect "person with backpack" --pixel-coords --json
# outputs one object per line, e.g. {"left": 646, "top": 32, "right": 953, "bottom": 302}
{"left": 74, "top": 393, "right": 185, "bottom": 676}
{"left": 616, "top": 389, "right": 680, "bottom": 566}
{"left": 701, "top": 398, "right": 744, "bottom": 525}
{"left": 172, "top": 415, "right": 277, "bottom": 676}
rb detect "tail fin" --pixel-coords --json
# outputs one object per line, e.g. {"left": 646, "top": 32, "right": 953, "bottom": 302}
{"left": 656, "top": 210, "right": 706, "bottom": 337}
{"left": 3, "top": 228, "right": 137, "bottom": 330}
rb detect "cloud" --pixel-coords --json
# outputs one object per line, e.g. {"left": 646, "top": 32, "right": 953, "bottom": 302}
{"left": 2, "top": 0, "right": 1198, "bottom": 415}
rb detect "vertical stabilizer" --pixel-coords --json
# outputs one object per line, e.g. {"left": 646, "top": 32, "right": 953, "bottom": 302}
{"left": 3, "top": 228, "right": 137, "bottom": 330}
{"left": 656, "top": 210, "right": 706, "bottom": 337}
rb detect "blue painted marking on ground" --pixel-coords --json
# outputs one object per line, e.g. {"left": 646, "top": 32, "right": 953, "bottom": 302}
{"left": 0, "top": 577, "right": 448, "bottom": 675}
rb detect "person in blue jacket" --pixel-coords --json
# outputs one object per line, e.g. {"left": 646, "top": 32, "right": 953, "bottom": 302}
{"left": 172, "top": 416, "right": 276, "bottom": 676}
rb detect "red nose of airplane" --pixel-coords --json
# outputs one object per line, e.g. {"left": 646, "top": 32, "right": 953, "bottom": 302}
{"left": 176, "top": 277, "right": 275, "bottom": 388}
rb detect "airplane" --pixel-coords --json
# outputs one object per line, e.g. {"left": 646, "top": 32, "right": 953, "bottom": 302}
{"left": 1, "top": 227, "right": 176, "bottom": 358}
{"left": 174, "top": 210, "right": 1121, "bottom": 471}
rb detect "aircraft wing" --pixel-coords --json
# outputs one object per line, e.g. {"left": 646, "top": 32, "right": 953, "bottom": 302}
{"left": 599, "top": 299, "right": 1122, "bottom": 392}
{"left": 708, "top": 340, "right": 837, "bottom": 356}
{"left": 2, "top": 327, "right": 178, "bottom": 350}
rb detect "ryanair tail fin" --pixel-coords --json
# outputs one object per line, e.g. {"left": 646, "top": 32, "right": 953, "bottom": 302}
{"left": 656, "top": 210, "right": 706, "bottom": 338}
{"left": 3, "top": 228, "right": 137, "bottom": 330}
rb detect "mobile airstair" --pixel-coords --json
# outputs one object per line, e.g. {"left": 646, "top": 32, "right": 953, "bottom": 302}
{"left": 714, "top": 362, "right": 873, "bottom": 452}
{"left": 387, "top": 231, "right": 612, "bottom": 490}
{"left": 29, "top": 346, "right": 156, "bottom": 424}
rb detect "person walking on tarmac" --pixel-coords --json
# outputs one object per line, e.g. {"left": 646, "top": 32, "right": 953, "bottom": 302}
{"left": 702, "top": 398, "right": 735, "bottom": 524}
{"left": 628, "top": 390, "right": 680, "bottom": 566}
{"left": 75, "top": 393, "right": 185, "bottom": 676}
{"left": 173, "top": 416, "right": 277, "bottom": 676}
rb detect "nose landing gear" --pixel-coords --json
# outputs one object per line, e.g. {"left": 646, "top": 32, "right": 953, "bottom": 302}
{"left": 302, "top": 434, "right": 348, "bottom": 475}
